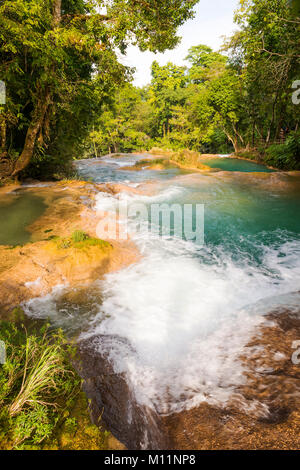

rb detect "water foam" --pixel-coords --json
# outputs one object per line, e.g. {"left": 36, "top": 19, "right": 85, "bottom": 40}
{"left": 94, "top": 184, "right": 186, "bottom": 213}
{"left": 83, "top": 186, "right": 300, "bottom": 414}
{"left": 24, "top": 176, "right": 300, "bottom": 417}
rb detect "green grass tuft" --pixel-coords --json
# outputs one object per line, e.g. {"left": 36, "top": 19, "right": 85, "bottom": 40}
{"left": 71, "top": 231, "right": 89, "bottom": 243}
{"left": 54, "top": 231, "right": 111, "bottom": 251}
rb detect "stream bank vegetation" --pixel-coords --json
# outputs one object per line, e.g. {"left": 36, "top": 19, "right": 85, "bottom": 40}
{"left": 52, "top": 230, "right": 112, "bottom": 251}
{"left": 149, "top": 149, "right": 212, "bottom": 171}
{"left": 130, "top": 150, "right": 213, "bottom": 172}
{"left": 87, "top": 0, "right": 300, "bottom": 170}
{"left": 0, "top": 0, "right": 198, "bottom": 183}
{"left": 0, "top": 0, "right": 299, "bottom": 182}
{"left": 0, "top": 320, "right": 113, "bottom": 450}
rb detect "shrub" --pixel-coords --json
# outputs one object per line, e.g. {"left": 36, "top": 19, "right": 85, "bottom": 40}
{"left": 235, "top": 150, "right": 262, "bottom": 161}
{"left": 265, "top": 131, "right": 300, "bottom": 170}
{"left": 64, "top": 417, "right": 77, "bottom": 435}
{"left": 0, "top": 322, "right": 80, "bottom": 448}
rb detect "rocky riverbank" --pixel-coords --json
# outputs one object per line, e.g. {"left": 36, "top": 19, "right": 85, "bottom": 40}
{"left": 162, "top": 307, "right": 300, "bottom": 450}
{"left": 0, "top": 180, "right": 139, "bottom": 316}
{"left": 1, "top": 165, "right": 300, "bottom": 451}
{"left": 0, "top": 179, "right": 141, "bottom": 450}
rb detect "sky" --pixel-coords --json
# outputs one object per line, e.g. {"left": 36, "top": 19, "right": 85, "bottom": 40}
{"left": 119, "top": 0, "right": 240, "bottom": 87}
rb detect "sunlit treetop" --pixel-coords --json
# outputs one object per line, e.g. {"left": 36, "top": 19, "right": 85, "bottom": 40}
{"left": 185, "top": 45, "right": 227, "bottom": 83}
{"left": 0, "top": 0, "right": 200, "bottom": 177}
{"left": 70, "top": 0, "right": 200, "bottom": 53}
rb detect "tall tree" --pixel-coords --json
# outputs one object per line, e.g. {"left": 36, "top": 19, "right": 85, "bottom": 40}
{"left": 0, "top": 0, "right": 199, "bottom": 179}
{"left": 232, "top": 0, "right": 300, "bottom": 146}
{"left": 149, "top": 61, "right": 188, "bottom": 138}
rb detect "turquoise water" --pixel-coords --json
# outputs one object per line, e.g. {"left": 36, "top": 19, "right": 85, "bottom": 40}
{"left": 178, "top": 174, "right": 300, "bottom": 240}
{"left": 75, "top": 154, "right": 273, "bottom": 186}
{"left": 79, "top": 154, "right": 298, "bottom": 265}
{"left": 83, "top": 159, "right": 300, "bottom": 416}
{"left": 0, "top": 191, "right": 47, "bottom": 246}
{"left": 75, "top": 154, "right": 182, "bottom": 184}
{"left": 200, "top": 156, "right": 274, "bottom": 172}
{"left": 26, "top": 155, "right": 300, "bottom": 428}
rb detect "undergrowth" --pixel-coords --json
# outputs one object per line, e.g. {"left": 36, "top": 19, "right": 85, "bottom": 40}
{"left": 265, "top": 132, "right": 300, "bottom": 170}
{"left": 0, "top": 322, "right": 80, "bottom": 449}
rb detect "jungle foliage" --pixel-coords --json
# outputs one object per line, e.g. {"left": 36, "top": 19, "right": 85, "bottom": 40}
{"left": 0, "top": 322, "right": 79, "bottom": 448}
{"left": 87, "top": 0, "right": 300, "bottom": 169}
{"left": 0, "top": 0, "right": 198, "bottom": 180}
{"left": 0, "top": 0, "right": 299, "bottom": 177}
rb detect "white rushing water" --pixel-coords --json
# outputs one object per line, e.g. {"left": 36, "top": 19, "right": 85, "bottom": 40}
{"left": 24, "top": 162, "right": 300, "bottom": 418}
{"left": 79, "top": 185, "right": 300, "bottom": 415}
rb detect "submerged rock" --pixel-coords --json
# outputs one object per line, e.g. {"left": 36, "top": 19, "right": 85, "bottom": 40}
{"left": 161, "top": 306, "right": 300, "bottom": 450}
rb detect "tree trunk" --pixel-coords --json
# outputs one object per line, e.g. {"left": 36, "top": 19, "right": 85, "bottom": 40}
{"left": 251, "top": 103, "right": 255, "bottom": 148}
{"left": 233, "top": 139, "right": 240, "bottom": 153}
{"left": 0, "top": 113, "right": 6, "bottom": 155}
{"left": 53, "top": 0, "right": 62, "bottom": 26}
{"left": 11, "top": 0, "right": 61, "bottom": 176}
{"left": 224, "top": 129, "right": 240, "bottom": 153}
{"left": 12, "top": 93, "right": 51, "bottom": 176}
{"left": 232, "top": 122, "right": 245, "bottom": 147}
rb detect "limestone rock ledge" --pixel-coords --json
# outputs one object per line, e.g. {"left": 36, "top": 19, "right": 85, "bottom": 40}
{"left": 0, "top": 180, "right": 139, "bottom": 315}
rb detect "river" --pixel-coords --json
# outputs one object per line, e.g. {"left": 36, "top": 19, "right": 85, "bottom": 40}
{"left": 23, "top": 154, "right": 300, "bottom": 449}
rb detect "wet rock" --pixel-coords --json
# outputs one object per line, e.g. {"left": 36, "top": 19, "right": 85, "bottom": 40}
{"left": 77, "top": 335, "right": 169, "bottom": 450}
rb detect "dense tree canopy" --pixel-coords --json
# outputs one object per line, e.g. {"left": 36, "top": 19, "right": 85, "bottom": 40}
{"left": 88, "top": 0, "right": 299, "bottom": 169}
{"left": 0, "top": 0, "right": 198, "bottom": 179}
{"left": 1, "top": 0, "right": 299, "bottom": 178}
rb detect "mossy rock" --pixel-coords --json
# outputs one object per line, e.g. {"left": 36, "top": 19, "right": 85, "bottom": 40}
{"left": 47, "top": 392, "right": 119, "bottom": 451}
{"left": 48, "top": 231, "right": 112, "bottom": 252}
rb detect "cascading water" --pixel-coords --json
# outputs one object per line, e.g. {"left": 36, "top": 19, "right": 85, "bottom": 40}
{"left": 24, "top": 155, "right": 300, "bottom": 449}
